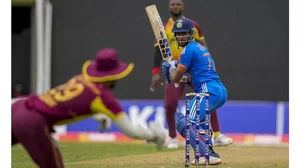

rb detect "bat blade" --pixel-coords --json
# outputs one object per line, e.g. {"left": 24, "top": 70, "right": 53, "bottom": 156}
{"left": 145, "top": 5, "right": 172, "bottom": 61}
{"left": 145, "top": 5, "right": 179, "bottom": 88}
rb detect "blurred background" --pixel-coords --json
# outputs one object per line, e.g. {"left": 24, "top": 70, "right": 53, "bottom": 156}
{"left": 11, "top": 0, "right": 289, "bottom": 145}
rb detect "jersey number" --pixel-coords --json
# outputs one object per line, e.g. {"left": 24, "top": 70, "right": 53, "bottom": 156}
{"left": 207, "top": 57, "right": 216, "bottom": 70}
{"left": 40, "top": 78, "right": 85, "bottom": 107}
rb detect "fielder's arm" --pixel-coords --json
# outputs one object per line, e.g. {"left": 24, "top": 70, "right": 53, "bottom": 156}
{"left": 114, "top": 113, "right": 155, "bottom": 140}
{"left": 90, "top": 96, "right": 160, "bottom": 142}
{"left": 192, "top": 20, "right": 208, "bottom": 49}
{"left": 115, "top": 112, "right": 166, "bottom": 149}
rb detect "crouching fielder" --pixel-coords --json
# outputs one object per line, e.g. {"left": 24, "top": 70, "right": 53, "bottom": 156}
{"left": 162, "top": 18, "right": 227, "bottom": 165}
{"left": 11, "top": 48, "right": 166, "bottom": 168}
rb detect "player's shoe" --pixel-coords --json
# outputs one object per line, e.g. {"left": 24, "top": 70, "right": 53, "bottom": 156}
{"left": 214, "top": 134, "right": 233, "bottom": 146}
{"left": 149, "top": 121, "right": 166, "bottom": 150}
{"left": 192, "top": 144, "right": 222, "bottom": 165}
{"left": 167, "top": 138, "right": 179, "bottom": 149}
{"left": 191, "top": 156, "right": 222, "bottom": 165}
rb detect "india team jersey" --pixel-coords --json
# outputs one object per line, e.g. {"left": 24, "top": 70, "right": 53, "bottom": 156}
{"left": 26, "top": 75, "right": 124, "bottom": 125}
{"left": 178, "top": 41, "right": 220, "bottom": 90}
{"left": 155, "top": 17, "right": 204, "bottom": 61}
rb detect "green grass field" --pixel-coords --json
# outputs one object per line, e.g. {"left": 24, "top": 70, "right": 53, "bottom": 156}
{"left": 12, "top": 142, "right": 289, "bottom": 168}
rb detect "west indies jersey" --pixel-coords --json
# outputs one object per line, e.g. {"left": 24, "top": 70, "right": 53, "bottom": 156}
{"left": 25, "top": 75, "right": 124, "bottom": 125}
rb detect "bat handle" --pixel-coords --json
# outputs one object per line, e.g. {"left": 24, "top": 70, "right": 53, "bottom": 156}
{"left": 168, "top": 60, "right": 179, "bottom": 88}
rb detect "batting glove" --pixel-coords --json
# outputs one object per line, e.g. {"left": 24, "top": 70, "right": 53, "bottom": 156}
{"left": 162, "top": 61, "right": 177, "bottom": 84}
{"left": 179, "top": 73, "right": 188, "bottom": 83}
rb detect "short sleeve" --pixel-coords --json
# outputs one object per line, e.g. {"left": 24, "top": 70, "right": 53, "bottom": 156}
{"left": 179, "top": 48, "right": 192, "bottom": 69}
{"left": 90, "top": 88, "right": 123, "bottom": 121}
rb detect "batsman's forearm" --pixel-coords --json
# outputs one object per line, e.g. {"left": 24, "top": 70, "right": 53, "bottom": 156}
{"left": 171, "top": 70, "right": 181, "bottom": 83}
{"left": 153, "top": 46, "right": 162, "bottom": 68}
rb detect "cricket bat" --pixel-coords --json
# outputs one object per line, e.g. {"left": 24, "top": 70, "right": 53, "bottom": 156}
{"left": 145, "top": 4, "right": 179, "bottom": 88}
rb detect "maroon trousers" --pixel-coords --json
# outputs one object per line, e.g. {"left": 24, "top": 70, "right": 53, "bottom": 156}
{"left": 12, "top": 99, "right": 64, "bottom": 168}
{"left": 164, "top": 83, "right": 221, "bottom": 139}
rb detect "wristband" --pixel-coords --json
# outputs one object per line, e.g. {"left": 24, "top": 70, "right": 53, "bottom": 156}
{"left": 152, "top": 68, "right": 160, "bottom": 74}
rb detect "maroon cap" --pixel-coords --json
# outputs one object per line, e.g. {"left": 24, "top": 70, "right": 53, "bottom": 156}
{"left": 82, "top": 48, "right": 134, "bottom": 82}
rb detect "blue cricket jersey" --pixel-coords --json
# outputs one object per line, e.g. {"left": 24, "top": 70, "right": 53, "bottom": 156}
{"left": 179, "top": 41, "right": 220, "bottom": 92}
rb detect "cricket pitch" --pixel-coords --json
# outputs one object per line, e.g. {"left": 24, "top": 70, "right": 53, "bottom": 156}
{"left": 12, "top": 142, "right": 289, "bottom": 168}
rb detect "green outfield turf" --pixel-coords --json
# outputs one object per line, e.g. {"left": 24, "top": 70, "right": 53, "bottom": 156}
{"left": 12, "top": 142, "right": 289, "bottom": 168}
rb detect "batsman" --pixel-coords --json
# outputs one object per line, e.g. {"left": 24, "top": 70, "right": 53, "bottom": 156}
{"left": 162, "top": 18, "right": 227, "bottom": 165}
{"left": 149, "top": 0, "right": 232, "bottom": 151}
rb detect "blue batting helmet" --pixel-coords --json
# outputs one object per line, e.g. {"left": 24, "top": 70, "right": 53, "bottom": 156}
{"left": 172, "top": 18, "right": 194, "bottom": 33}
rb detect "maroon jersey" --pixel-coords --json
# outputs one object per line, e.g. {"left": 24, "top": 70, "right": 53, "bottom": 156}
{"left": 26, "top": 75, "right": 123, "bottom": 125}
